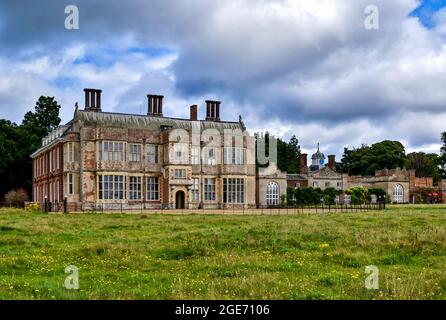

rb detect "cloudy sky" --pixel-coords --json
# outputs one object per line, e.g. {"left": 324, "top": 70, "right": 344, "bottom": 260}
{"left": 0, "top": 0, "right": 446, "bottom": 157}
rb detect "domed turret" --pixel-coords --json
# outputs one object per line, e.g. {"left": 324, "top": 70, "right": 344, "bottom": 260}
{"left": 310, "top": 143, "right": 325, "bottom": 171}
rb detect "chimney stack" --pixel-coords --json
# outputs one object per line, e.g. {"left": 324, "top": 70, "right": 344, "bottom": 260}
{"left": 205, "top": 100, "right": 220, "bottom": 121}
{"left": 84, "top": 88, "right": 102, "bottom": 112}
{"left": 300, "top": 153, "right": 308, "bottom": 174}
{"left": 147, "top": 94, "right": 164, "bottom": 117}
{"left": 190, "top": 105, "right": 198, "bottom": 121}
{"left": 328, "top": 155, "right": 336, "bottom": 170}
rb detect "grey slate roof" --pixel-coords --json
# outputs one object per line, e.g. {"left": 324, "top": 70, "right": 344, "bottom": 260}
{"left": 75, "top": 110, "right": 246, "bottom": 133}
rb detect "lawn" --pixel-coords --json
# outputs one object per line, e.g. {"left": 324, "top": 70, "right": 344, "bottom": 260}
{"left": 0, "top": 205, "right": 446, "bottom": 300}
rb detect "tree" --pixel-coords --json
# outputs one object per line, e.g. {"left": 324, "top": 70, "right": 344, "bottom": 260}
{"left": 286, "top": 135, "right": 301, "bottom": 173}
{"left": 338, "top": 140, "right": 406, "bottom": 176}
{"left": 405, "top": 152, "right": 441, "bottom": 184}
{"left": 255, "top": 133, "right": 301, "bottom": 174}
{"left": 0, "top": 120, "right": 19, "bottom": 197}
{"left": 0, "top": 96, "right": 61, "bottom": 200}
{"left": 22, "top": 96, "right": 61, "bottom": 133}
{"left": 277, "top": 135, "right": 301, "bottom": 174}
{"left": 346, "top": 187, "right": 367, "bottom": 205}
{"left": 440, "top": 132, "right": 446, "bottom": 179}
{"left": 4, "top": 188, "right": 29, "bottom": 208}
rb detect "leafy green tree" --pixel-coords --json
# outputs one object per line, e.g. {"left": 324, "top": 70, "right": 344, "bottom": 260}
{"left": 338, "top": 140, "right": 406, "bottom": 176}
{"left": 346, "top": 186, "right": 367, "bottom": 205}
{"left": 367, "top": 188, "right": 386, "bottom": 201}
{"left": 0, "top": 96, "right": 61, "bottom": 199}
{"left": 0, "top": 120, "right": 19, "bottom": 197}
{"left": 322, "top": 187, "right": 341, "bottom": 205}
{"left": 255, "top": 133, "right": 301, "bottom": 174}
{"left": 440, "top": 132, "right": 446, "bottom": 179}
{"left": 288, "top": 187, "right": 323, "bottom": 206}
{"left": 405, "top": 152, "right": 441, "bottom": 184}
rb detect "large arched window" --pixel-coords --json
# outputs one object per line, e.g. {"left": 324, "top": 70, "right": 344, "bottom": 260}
{"left": 393, "top": 184, "right": 404, "bottom": 203}
{"left": 266, "top": 182, "right": 279, "bottom": 206}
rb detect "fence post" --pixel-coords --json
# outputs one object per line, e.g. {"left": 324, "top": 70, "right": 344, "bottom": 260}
{"left": 64, "top": 196, "right": 68, "bottom": 214}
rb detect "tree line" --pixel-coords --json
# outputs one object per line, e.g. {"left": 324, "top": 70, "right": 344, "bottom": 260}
{"left": 0, "top": 97, "right": 61, "bottom": 201}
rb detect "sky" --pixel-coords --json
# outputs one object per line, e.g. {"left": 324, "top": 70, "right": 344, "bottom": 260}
{"left": 1, "top": 0, "right": 446, "bottom": 158}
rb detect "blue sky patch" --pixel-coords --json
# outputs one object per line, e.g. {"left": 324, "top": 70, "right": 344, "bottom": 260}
{"left": 410, "top": 0, "right": 446, "bottom": 28}
{"left": 73, "top": 46, "right": 174, "bottom": 67}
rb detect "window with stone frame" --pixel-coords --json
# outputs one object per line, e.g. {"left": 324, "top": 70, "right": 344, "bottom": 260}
{"left": 224, "top": 147, "right": 244, "bottom": 165}
{"left": 147, "top": 144, "right": 159, "bottom": 164}
{"left": 129, "top": 144, "right": 142, "bottom": 162}
{"left": 393, "top": 184, "right": 404, "bottom": 203}
{"left": 147, "top": 177, "right": 159, "bottom": 201}
{"left": 129, "top": 176, "right": 142, "bottom": 200}
{"left": 98, "top": 175, "right": 126, "bottom": 200}
{"left": 204, "top": 178, "right": 216, "bottom": 201}
{"left": 64, "top": 142, "right": 75, "bottom": 162}
{"left": 174, "top": 169, "right": 187, "bottom": 179}
{"left": 98, "top": 141, "right": 126, "bottom": 161}
{"left": 204, "top": 147, "right": 216, "bottom": 165}
{"left": 191, "top": 178, "right": 199, "bottom": 201}
{"left": 266, "top": 181, "right": 279, "bottom": 206}
{"left": 223, "top": 178, "right": 245, "bottom": 204}
{"left": 174, "top": 143, "right": 188, "bottom": 163}
{"left": 191, "top": 146, "right": 200, "bottom": 165}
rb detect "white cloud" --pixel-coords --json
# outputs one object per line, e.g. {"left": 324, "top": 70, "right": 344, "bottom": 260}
{"left": 0, "top": 0, "right": 445, "bottom": 158}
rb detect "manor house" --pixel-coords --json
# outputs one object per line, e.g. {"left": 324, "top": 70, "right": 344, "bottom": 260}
{"left": 31, "top": 89, "right": 265, "bottom": 211}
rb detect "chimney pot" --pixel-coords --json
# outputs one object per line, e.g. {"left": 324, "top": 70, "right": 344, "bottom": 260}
{"left": 147, "top": 94, "right": 164, "bottom": 117}
{"left": 190, "top": 105, "right": 198, "bottom": 121}
{"left": 300, "top": 153, "right": 308, "bottom": 174}
{"left": 205, "top": 100, "right": 221, "bottom": 121}
{"left": 84, "top": 88, "right": 102, "bottom": 112}
{"left": 328, "top": 155, "right": 336, "bottom": 170}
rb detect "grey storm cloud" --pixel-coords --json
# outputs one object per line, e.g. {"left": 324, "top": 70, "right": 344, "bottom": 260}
{"left": 0, "top": 0, "right": 445, "bottom": 157}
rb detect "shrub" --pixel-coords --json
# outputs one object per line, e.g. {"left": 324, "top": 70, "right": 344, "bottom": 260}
{"left": 4, "top": 188, "right": 29, "bottom": 208}
{"left": 25, "top": 202, "right": 41, "bottom": 212}
{"left": 323, "top": 187, "right": 341, "bottom": 205}
{"left": 287, "top": 187, "right": 324, "bottom": 206}
{"left": 346, "top": 187, "right": 367, "bottom": 205}
{"left": 366, "top": 188, "right": 387, "bottom": 203}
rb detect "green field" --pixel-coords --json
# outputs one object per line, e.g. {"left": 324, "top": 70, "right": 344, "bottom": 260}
{"left": 0, "top": 205, "right": 445, "bottom": 300}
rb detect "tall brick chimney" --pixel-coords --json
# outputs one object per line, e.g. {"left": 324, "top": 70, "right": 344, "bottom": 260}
{"left": 147, "top": 94, "right": 164, "bottom": 117}
{"left": 205, "top": 100, "right": 220, "bottom": 121}
{"left": 300, "top": 153, "right": 308, "bottom": 174}
{"left": 84, "top": 88, "right": 102, "bottom": 112}
{"left": 328, "top": 155, "right": 336, "bottom": 170}
{"left": 190, "top": 105, "right": 198, "bottom": 121}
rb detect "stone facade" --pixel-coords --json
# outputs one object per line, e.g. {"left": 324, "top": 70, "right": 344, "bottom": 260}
{"left": 256, "top": 162, "right": 287, "bottom": 207}
{"left": 294, "top": 151, "right": 415, "bottom": 204}
{"left": 408, "top": 169, "right": 446, "bottom": 203}
{"left": 31, "top": 126, "right": 68, "bottom": 209}
{"left": 32, "top": 89, "right": 258, "bottom": 211}
{"left": 347, "top": 168, "right": 410, "bottom": 203}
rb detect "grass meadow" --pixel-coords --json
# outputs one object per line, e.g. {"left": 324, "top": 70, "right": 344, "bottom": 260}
{"left": 0, "top": 205, "right": 446, "bottom": 300}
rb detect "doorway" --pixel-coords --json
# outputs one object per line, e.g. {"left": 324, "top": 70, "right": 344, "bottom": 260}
{"left": 175, "top": 190, "right": 185, "bottom": 209}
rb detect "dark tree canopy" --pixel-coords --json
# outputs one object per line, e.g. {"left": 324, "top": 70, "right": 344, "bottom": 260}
{"left": 405, "top": 152, "right": 441, "bottom": 184}
{"left": 0, "top": 96, "right": 61, "bottom": 199}
{"left": 255, "top": 133, "right": 301, "bottom": 174}
{"left": 277, "top": 135, "right": 301, "bottom": 174}
{"left": 337, "top": 140, "right": 406, "bottom": 176}
{"left": 440, "top": 132, "right": 446, "bottom": 179}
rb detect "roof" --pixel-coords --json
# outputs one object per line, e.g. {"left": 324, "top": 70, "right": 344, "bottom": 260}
{"left": 287, "top": 174, "right": 307, "bottom": 180}
{"left": 75, "top": 110, "right": 246, "bottom": 133}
